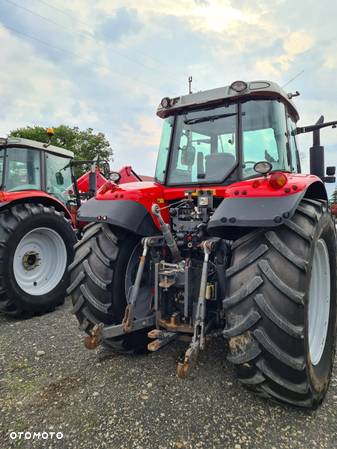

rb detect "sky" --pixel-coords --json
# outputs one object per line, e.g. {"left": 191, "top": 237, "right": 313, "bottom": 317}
{"left": 0, "top": 0, "right": 337, "bottom": 193}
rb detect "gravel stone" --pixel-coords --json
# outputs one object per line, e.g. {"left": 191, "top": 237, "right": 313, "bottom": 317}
{"left": 1, "top": 300, "right": 337, "bottom": 449}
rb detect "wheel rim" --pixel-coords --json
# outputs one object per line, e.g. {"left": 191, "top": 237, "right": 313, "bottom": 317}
{"left": 13, "top": 227, "right": 67, "bottom": 296}
{"left": 308, "top": 238, "right": 331, "bottom": 366}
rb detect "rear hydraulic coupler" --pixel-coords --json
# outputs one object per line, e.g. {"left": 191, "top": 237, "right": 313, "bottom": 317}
{"left": 152, "top": 204, "right": 182, "bottom": 261}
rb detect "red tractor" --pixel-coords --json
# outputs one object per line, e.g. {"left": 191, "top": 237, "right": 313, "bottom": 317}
{"left": 0, "top": 136, "right": 142, "bottom": 317}
{"left": 68, "top": 80, "right": 337, "bottom": 408}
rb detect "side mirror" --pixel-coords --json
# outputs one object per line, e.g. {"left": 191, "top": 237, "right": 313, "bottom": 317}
{"left": 55, "top": 172, "right": 64, "bottom": 185}
{"left": 326, "top": 166, "right": 336, "bottom": 176}
{"left": 181, "top": 145, "right": 196, "bottom": 166}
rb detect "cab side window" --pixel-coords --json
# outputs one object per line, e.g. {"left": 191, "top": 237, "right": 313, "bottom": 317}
{"left": 287, "top": 117, "right": 301, "bottom": 173}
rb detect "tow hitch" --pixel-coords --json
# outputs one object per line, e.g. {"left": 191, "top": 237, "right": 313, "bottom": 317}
{"left": 176, "top": 239, "right": 216, "bottom": 378}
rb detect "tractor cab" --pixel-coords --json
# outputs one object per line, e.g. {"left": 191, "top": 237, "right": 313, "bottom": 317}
{"left": 0, "top": 137, "right": 74, "bottom": 204}
{"left": 155, "top": 80, "right": 301, "bottom": 186}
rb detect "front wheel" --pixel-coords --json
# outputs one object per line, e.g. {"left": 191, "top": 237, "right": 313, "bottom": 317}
{"left": 224, "top": 199, "right": 337, "bottom": 408}
{"left": 0, "top": 203, "right": 76, "bottom": 317}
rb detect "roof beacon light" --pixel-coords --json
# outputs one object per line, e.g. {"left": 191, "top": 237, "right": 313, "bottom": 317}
{"left": 253, "top": 161, "right": 272, "bottom": 175}
{"left": 161, "top": 97, "right": 171, "bottom": 108}
{"left": 230, "top": 80, "right": 248, "bottom": 93}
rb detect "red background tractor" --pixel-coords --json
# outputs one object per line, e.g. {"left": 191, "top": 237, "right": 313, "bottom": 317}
{"left": 0, "top": 136, "right": 143, "bottom": 317}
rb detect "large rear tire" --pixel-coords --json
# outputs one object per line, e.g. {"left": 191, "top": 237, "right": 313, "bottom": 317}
{"left": 67, "top": 223, "right": 151, "bottom": 353}
{"left": 224, "top": 199, "right": 337, "bottom": 408}
{"left": 0, "top": 203, "right": 76, "bottom": 317}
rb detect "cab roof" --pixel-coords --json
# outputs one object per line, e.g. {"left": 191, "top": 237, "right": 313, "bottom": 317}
{"left": 157, "top": 80, "right": 299, "bottom": 122}
{"left": 1, "top": 137, "right": 74, "bottom": 158}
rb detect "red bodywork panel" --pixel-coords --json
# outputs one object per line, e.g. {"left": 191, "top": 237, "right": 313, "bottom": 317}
{"left": 95, "top": 173, "right": 323, "bottom": 229}
{"left": 75, "top": 166, "right": 146, "bottom": 193}
{"left": 75, "top": 169, "right": 108, "bottom": 193}
{"left": 0, "top": 166, "right": 147, "bottom": 229}
{"left": 0, "top": 190, "right": 76, "bottom": 224}
{"left": 331, "top": 204, "right": 337, "bottom": 216}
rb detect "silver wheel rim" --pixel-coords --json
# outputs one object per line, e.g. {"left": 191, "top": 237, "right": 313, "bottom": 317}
{"left": 13, "top": 227, "right": 67, "bottom": 296}
{"left": 308, "top": 238, "right": 331, "bottom": 366}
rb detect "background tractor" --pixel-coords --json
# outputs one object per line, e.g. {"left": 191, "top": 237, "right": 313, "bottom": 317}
{"left": 0, "top": 136, "right": 144, "bottom": 317}
{"left": 69, "top": 80, "right": 337, "bottom": 408}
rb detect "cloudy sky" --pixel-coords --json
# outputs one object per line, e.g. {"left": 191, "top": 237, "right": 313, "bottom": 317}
{"left": 0, "top": 0, "right": 336, "bottom": 191}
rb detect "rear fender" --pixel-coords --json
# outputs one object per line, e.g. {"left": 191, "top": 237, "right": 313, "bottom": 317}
{"left": 208, "top": 179, "right": 327, "bottom": 231}
{"left": 0, "top": 192, "right": 72, "bottom": 220}
{"left": 78, "top": 198, "right": 159, "bottom": 236}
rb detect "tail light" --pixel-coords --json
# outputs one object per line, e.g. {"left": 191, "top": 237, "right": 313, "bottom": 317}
{"left": 269, "top": 172, "right": 287, "bottom": 189}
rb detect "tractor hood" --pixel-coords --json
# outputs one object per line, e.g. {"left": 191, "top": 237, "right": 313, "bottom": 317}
{"left": 96, "top": 181, "right": 165, "bottom": 204}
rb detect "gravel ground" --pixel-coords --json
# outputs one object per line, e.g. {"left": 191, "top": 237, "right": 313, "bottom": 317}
{"left": 1, "top": 301, "right": 337, "bottom": 449}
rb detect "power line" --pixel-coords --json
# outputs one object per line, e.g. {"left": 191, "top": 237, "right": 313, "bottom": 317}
{"left": 33, "top": 0, "right": 186, "bottom": 78}
{"left": 3, "top": 0, "right": 89, "bottom": 36}
{"left": 3, "top": 0, "right": 166, "bottom": 75}
{"left": 0, "top": 22, "right": 158, "bottom": 91}
{"left": 2, "top": 22, "right": 76, "bottom": 57}
{"left": 34, "top": 0, "right": 95, "bottom": 30}
{"left": 282, "top": 70, "right": 305, "bottom": 88}
{"left": 4, "top": 0, "right": 176, "bottom": 77}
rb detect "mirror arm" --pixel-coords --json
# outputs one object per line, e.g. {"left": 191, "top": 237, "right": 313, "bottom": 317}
{"left": 295, "top": 120, "right": 337, "bottom": 135}
{"left": 70, "top": 165, "right": 81, "bottom": 209}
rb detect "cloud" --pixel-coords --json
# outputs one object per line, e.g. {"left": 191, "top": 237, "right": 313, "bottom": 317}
{"left": 0, "top": 26, "right": 98, "bottom": 135}
{"left": 95, "top": 8, "right": 142, "bottom": 43}
{"left": 283, "top": 31, "right": 314, "bottom": 57}
{"left": 0, "top": 0, "right": 336, "bottom": 187}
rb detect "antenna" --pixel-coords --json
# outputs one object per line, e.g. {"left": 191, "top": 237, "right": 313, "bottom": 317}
{"left": 282, "top": 70, "right": 305, "bottom": 88}
{"left": 188, "top": 76, "right": 193, "bottom": 94}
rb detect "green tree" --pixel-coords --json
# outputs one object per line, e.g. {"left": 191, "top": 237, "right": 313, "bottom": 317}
{"left": 9, "top": 125, "right": 113, "bottom": 162}
{"left": 329, "top": 187, "right": 337, "bottom": 206}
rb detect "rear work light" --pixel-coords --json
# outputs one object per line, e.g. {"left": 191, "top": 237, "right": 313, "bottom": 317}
{"left": 269, "top": 172, "right": 288, "bottom": 189}
{"left": 161, "top": 97, "right": 171, "bottom": 108}
{"left": 230, "top": 80, "right": 247, "bottom": 93}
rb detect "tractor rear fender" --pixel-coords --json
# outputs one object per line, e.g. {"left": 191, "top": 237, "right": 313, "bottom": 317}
{"left": 208, "top": 180, "right": 327, "bottom": 231}
{"left": 78, "top": 198, "right": 159, "bottom": 236}
{"left": 0, "top": 192, "right": 72, "bottom": 220}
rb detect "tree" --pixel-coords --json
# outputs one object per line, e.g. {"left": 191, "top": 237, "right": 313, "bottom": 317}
{"left": 329, "top": 187, "right": 337, "bottom": 205}
{"left": 9, "top": 125, "right": 113, "bottom": 162}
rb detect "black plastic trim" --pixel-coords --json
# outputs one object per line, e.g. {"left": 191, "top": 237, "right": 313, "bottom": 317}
{"left": 78, "top": 199, "right": 159, "bottom": 236}
{"left": 208, "top": 191, "right": 305, "bottom": 230}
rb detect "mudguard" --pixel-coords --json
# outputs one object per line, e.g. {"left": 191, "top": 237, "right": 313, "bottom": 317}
{"left": 0, "top": 192, "right": 72, "bottom": 220}
{"left": 208, "top": 190, "right": 306, "bottom": 231}
{"left": 78, "top": 198, "right": 159, "bottom": 236}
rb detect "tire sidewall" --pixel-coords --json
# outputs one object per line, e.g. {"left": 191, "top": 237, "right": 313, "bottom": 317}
{"left": 304, "top": 211, "right": 337, "bottom": 401}
{"left": 5, "top": 210, "right": 76, "bottom": 310}
{"left": 110, "top": 233, "right": 141, "bottom": 322}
